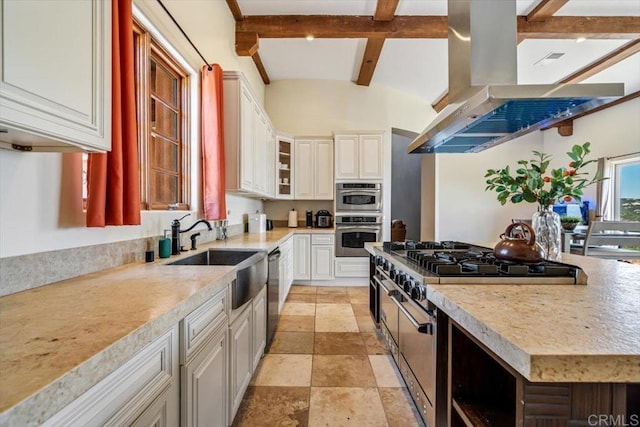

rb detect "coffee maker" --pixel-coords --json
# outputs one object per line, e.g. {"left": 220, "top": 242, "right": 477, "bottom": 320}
{"left": 305, "top": 210, "right": 313, "bottom": 228}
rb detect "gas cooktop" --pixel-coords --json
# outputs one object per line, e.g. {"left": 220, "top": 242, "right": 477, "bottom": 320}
{"left": 380, "top": 241, "right": 588, "bottom": 285}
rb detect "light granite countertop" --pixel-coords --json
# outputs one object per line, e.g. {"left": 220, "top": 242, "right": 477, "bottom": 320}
{"left": 0, "top": 228, "right": 319, "bottom": 424}
{"left": 366, "top": 243, "right": 640, "bottom": 383}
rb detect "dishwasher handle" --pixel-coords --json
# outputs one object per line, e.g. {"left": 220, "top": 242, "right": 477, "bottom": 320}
{"left": 390, "top": 296, "right": 434, "bottom": 335}
{"left": 268, "top": 248, "right": 281, "bottom": 261}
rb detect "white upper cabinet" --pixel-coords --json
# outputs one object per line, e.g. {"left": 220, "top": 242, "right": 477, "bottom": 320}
{"left": 334, "top": 132, "right": 383, "bottom": 181}
{"left": 294, "top": 138, "right": 334, "bottom": 200}
{"left": 0, "top": 0, "right": 112, "bottom": 152}
{"left": 223, "top": 71, "right": 276, "bottom": 198}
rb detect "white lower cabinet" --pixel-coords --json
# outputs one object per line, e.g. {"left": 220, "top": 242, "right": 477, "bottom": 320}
{"left": 293, "top": 234, "right": 311, "bottom": 280}
{"left": 252, "top": 286, "right": 267, "bottom": 371}
{"left": 293, "top": 234, "right": 335, "bottom": 281}
{"left": 229, "top": 304, "right": 253, "bottom": 422}
{"left": 279, "top": 236, "right": 294, "bottom": 311}
{"left": 43, "top": 327, "right": 180, "bottom": 427}
{"left": 181, "top": 325, "right": 228, "bottom": 427}
{"left": 311, "top": 234, "right": 335, "bottom": 280}
{"left": 335, "top": 257, "right": 369, "bottom": 278}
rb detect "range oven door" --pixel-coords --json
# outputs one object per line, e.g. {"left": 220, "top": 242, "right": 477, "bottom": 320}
{"left": 336, "top": 189, "right": 382, "bottom": 211}
{"left": 378, "top": 279, "right": 400, "bottom": 360}
{"left": 335, "top": 226, "right": 381, "bottom": 257}
{"left": 395, "top": 297, "right": 437, "bottom": 414}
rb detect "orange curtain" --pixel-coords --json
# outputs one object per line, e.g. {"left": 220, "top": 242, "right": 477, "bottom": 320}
{"left": 201, "top": 64, "right": 227, "bottom": 220}
{"left": 86, "top": 0, "right": 140, "bottom": 227}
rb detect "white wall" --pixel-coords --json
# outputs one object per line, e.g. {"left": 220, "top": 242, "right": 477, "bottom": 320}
{"left": 265, "top": 79, "right": 433, "bottom": 239}
{"left": 0, "top": 0, "right": 264, "bottom": 258}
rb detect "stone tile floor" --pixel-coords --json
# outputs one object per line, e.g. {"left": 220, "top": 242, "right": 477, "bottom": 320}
{"left": 232, "top": 285, "right": 423, "bottom": 427}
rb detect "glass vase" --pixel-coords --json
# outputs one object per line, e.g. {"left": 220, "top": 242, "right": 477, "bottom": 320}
{"left": 532, "top": 205, "right": 562, "bottom": 261}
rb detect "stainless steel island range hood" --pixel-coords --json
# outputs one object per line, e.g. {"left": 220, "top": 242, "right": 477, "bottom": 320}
{"left": 407, "top": 0, "right": 624, "bottom": 154}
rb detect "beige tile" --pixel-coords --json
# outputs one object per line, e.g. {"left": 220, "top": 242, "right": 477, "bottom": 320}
{"left": 314, "top": 333, "right": 366, "bottom": 355}
{"left": 347, "top": 287, "right": 369, "bottom": 296}
{"left": 308, "top": 387, "right": 388, "bottom": 427}
{"left": 277, "top": 315, "right": 315, "bottom": 332}
{"left": 289, "top": 285, "right": 317, "bottom": 295}
{"left": 287, "top": 293, "right": 317, "bottom": 303}
{"left": 356, "top": 315, "right": 378, "bottom": 333}
{"left": 312, "top": 355, "right": 377, "bottom": 387}
{"left": 316, "top": 303, "right": 354, "bottom": 317}
{"left": 251, "top": 354, "right": 312, "bottom": 386}
{"left": 282, "top": 302, "right": 316, "bottom": 316}
{"left": 362, "top": 332, "right": 389, "bottom": 355}
{"left": 315, "top": 315, "right": 359, "bottom": 333}
{"left": 378, "top": 388, "right": 423, "bottom": 427}
{"left": 316, "top": 293, "right": 350, "bottom": 304}
{"left": 368, "top": 355, "right": 403, "bottom": 387}
{"left": 351, "top": 303, "right": 370, "bottom": 316}
{"left": 316, "top": 286, "right": 348, "bottom": 294}
{"left": 232, "top": 386, "right": 310, "bottom": 427}
{"left": 349, "top": 294, "right": 370, "bottom": 304}
{"left": 269, "top": 332, "right": 315, "bottom": 354}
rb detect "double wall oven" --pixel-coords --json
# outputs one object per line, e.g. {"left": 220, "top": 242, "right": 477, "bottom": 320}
{"left": 335, "top": 183, "right": 382, "bottom": 257}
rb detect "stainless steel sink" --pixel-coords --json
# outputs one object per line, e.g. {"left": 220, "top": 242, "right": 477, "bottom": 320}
{"left": 168, "top": 249, "right": 267, "bottom": 309}
{"left": 168, "top": 249, "right": 260, "bottom": 266}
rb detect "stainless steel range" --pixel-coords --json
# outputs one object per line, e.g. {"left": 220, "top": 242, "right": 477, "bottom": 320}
{"left": 370, "top": 240, "right": 589, "bottom": 427}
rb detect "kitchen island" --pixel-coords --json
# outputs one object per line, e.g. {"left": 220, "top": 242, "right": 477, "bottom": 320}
{"left": 367, "top": 242, "right": 640, "bottom": 426}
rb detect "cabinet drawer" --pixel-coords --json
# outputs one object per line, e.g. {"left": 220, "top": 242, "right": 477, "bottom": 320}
{"left": 180, "top": 288, "right": 228, "bottom": 364}
{"left": 44, "top": 326, "right": 178, "bottom": 427}
{"left": 335, "top": 257, "right": 369, "bottom": 277}
{"left": 312, "top": 234, "right": 334, "bottom": 245}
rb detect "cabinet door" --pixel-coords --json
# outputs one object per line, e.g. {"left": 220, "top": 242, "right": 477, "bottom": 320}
{"left": 131, "top": 386, "right": 179, "bottom": 427}
{"left": 0, "top": 0, "right": 111, "bottom": 152}
{"left": 359, "top": 134, "right": 383, "bottom": 180}
{"left": 181, "top": 327, "right": 227, "bottom": 427}
{"left": 335, "top": 135, "right": 359, "bottom": 180}
{"left": 267, "top": 129, "right": 276, "bottom": 198}
{"left": 314, "top": 139, "right": 334, "bottom": 200}
{"left": 253, "top": 108, "right": 267, "bottom": 194}
{"left": 229, "top": 306, "right": 252, "bottom": 421}
{"left": 312, "top": 245, "right": 335, "bottom": 280}
{"left": 293, "top": 234, "right": 311, "bottom": 280}
{"left": 294, "top": 140, "right": 314, "bottom": 199}
{"left": 239, "top": 87, "right": 254, "bottom": 191}
{"left": 252, "top": 287, "right": 267, "bottom": 370}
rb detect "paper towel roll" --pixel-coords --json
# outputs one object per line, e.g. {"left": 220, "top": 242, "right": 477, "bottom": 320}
{"left": 249, "top": 213, "right": 267, "bottom": 233}
{"left": 288, "top": 209, "right": 298, "bottom": 228}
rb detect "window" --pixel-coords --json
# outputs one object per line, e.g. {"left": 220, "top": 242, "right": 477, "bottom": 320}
{"left": 611, "top": 155, "right": 640, "bottom": 221}
{"left": 134, "top": 21, "right": 190, "bottom": 210}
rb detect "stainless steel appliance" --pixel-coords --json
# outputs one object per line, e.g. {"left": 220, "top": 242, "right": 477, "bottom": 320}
{"left": 315, "top": 210, "right": 333, "bottom": 228}
{"left": 266, "top": 248, "right": 280, "bottom": 351}
{"left": 335, "top": 214, "right": 382, "bottom": 257}
{"left": 336, "top": 183, "right": 382, "bottom": 212}
{"left": 370, "top": 240, "right": 590, "bottom": 426}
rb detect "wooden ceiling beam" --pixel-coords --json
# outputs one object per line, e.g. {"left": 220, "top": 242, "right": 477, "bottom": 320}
{"left": 235, "top": 32, "right": 259, "bottom": 56}
{"left": 526, "top": 0, "right": 569, "bottom": 22}
{"left": 225, "top": 0, "right": 243, "bottom": 21}
{"left": 558, "top": 39, "right": 640, "bottom": 84}
{"left": 357, "top": 0, "right": 401, "bottom": 87}
{"left": 374, "top": 0, "right": 400, "bottom": 21}
{"left": 236, "top": 15, "right": 640, "bottom": 39}
{"left": 357, "top": 38, "right": 386, "bottom": 86}
{"left": 252, "top": 52, "right": 270, "bottom": 85}
{"left": 517, "top": 16, "right": 640, "bottom": 39}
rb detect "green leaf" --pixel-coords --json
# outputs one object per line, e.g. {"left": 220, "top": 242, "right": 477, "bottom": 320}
{"left": 511, "top": 194, "right": 523, "bottom": 203}
{"left": 572, "top": 144, "right": 583, "bottom": 157}
{"left": 567, "top": 152, "right": 579, "bottom": 162}
{"left": 523, "top": 192, "right": 537, "bottom": 203}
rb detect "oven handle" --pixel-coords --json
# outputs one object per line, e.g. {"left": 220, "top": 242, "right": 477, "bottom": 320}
{"left": 390, "top": 296, "right": 434, "bottom": 335}
{"left": 378, "top": 278, "right": 399, "bottom": 297}
{"left": 338, "top": 190, "right": 380, "bottom": 195}
{"left": 335, "top": 226, "right": 382, "bottom": 231}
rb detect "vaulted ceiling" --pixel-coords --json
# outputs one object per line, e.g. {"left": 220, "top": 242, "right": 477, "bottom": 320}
{"left": 225, "top": 0, "right": 640, "bottom": 111}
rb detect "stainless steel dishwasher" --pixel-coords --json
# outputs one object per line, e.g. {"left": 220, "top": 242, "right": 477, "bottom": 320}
{"left": 266, "top": 248, "right": 281, "bottom": 351}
